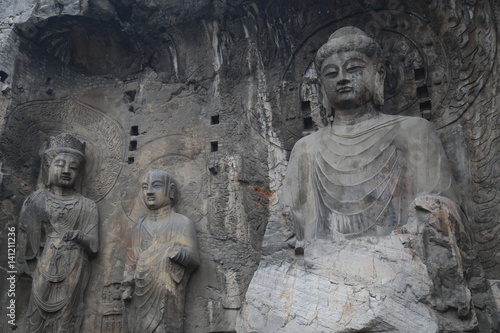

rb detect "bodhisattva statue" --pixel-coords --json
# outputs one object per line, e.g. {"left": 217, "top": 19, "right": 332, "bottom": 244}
{"left": 16, "top": 133, "right": 99, "bottom": 333}
{"left": 237, "top": 27, "right": 497, "bottom": 332}
{"left": 122, "top": 169, "right": 200, "bottom": 333}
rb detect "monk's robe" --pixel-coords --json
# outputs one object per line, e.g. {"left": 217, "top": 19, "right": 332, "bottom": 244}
{"left": 123, "top": 211, "right": 199, "bottom": 333}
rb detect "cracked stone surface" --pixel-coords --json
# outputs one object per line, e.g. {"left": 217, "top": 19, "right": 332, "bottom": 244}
{"left": 0, "top": 0, "right": 499, "bottom": 332}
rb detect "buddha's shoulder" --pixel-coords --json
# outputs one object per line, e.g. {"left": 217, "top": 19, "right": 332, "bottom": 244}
{"left": 374, "top": 114, "right": 435, "bottom": 136}
{"left": 292, "top": 129, "right": 326, "bottom": 150}
{"left": 398, "top": 115, "right": 434, "bottom": 129}
{"left": 394, "top": 116, "right": 439, "bottom": 141}
{"left": 376, "top": 113, "right": 430, "bottom": 126}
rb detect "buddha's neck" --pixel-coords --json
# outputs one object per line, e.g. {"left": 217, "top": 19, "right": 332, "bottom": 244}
{"left": 147, "top": 205, "right": 172, "bottom": 221}
{"left": 332, "top": 103, "right": 379, "bottom": 126}
{"left": 49, "top": 185, "right": 76, "bottom": 197}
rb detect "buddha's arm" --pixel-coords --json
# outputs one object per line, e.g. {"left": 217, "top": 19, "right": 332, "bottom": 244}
{"left": 260, "top": 139, "right": 318, "bottom": 257}
{"left": 406, "top": 117, "right": 458, "bottom": 201}
{"left": 280, "top": 138, "right": 319, "bottom": 242}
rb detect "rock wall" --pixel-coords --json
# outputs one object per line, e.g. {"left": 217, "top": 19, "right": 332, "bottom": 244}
{"left": 0, "top": 0, "right": 499, "bottom": 332}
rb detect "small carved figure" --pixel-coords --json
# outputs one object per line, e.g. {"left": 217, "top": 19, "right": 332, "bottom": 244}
{"left": 17, "top": 133, "right": 99, "bottom": 333}
{"left": 122, "top": 169, "right": 199, "bottom": 333}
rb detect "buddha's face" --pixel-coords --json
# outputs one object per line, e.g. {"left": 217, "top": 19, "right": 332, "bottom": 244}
{"left": 48, "top": 153, "right": 82, "bottom": 189}
{"left": 141, "top": 171, "right": 171, "bottom": 210}
{"left": 320, "top": 51, "right": 383, "bottom": 110}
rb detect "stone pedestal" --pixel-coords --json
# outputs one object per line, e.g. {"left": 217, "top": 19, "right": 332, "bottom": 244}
{"left": 237, "top": 197, "right": 497, "bottom": 332}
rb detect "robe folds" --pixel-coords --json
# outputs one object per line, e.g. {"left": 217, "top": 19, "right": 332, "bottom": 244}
{"left": 123, "top": 211, "right": 199, "bottom": 333}
{"left": 282, "top": 113, "right": 458, "bottom": 240}
{"left": 18, "top": 189, "right": 99, "bottom": 333}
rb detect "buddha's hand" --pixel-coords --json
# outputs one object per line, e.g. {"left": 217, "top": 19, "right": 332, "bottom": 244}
{"left": 413, "top": 194, "right": 443, "bottom": 213}
{"left": 411, "top": 194, "right": 465, "bottom": 237}
{"left": 121, "top": 284, "right": 134, "bottom": 301}
{"left": 413, "top": 195, "right": 462, "bottom": 219}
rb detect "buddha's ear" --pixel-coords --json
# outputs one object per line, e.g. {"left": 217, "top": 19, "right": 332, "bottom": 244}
{"left": 374, "top": 63, "right": 386, "bottom": 107}
{"left": 319, "top": 84, "right": 334, "bottom": 119}
{"left": 168, "top": 182, "right": 176, "bottom": 200}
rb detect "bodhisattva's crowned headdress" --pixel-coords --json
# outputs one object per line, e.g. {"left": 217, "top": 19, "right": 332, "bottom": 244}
{"left": 45, "top": 133, "right": 86, "bottom": 159}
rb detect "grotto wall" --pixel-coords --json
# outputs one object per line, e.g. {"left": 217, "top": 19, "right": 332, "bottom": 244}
{"left": 0, "top": 0, "right": 499, "bottom": 332}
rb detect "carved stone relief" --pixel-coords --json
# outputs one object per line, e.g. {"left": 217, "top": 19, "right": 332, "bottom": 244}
{"left": 97, "top": 282, "right": 124, "bottom": 333}
{"left": 2, "top": 98, "right": 126, "bottom": 202}
{"left": 461, "top": 60, "right": 500, "bottom": 277}
{"left": 16, "top": 133, "right": 99, "bottom": 333}
{"left": 1, "top": 0, "right": 499, "bottom": 332}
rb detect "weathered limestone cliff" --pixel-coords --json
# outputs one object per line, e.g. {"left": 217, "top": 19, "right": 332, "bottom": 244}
{"left": 0, "top": 0, "right": 499, "bottom": 332}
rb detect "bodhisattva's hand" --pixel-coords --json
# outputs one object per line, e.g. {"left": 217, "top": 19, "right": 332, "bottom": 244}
{"left": 167, "top": 245, "right": 182, "bottom": 262}
{"left": 63, "top": 230, "right": 87, "bottom": 245}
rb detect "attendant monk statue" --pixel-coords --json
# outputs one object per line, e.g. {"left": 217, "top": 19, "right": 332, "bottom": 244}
{"left": 122, "top": 169, "right": 200, "bottom": 333}
{"left": 17, "top": 133, "right": 99, "bottom": 333}
{"left": 237, "top": 27, "right": 497, "bottom": 332}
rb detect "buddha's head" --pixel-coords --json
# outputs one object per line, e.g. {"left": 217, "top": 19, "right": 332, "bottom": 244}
{"left": 43, "top": 133, "right": 86, "bottom": 191}
{"left": 315, "top": 27, "right": 385, "bottom": 112}
{"left": 141, "top": 169, "right": 178, "bottom": 210}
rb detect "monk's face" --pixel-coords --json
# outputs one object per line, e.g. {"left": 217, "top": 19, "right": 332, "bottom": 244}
{"left": 141, "top": 171, "right": 170, "bottom": 210}
{"left": 48, "top": 153, "right": 82, "bottom": 189}
{"left": 320, "top": 51, "right": 381, "bottom": 110}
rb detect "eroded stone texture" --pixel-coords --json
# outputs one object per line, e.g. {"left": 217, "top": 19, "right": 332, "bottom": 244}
{"left": 0, "top": 0, "right": 500, "bottom": 332}
{"left": 246, "top": 196, "right": 497, "bottom": 330}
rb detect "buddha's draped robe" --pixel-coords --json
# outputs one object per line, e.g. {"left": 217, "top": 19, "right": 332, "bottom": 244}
{"left": 123, "top": 211, "right": 199, "bottom": 333}
{"left": 282, "top": 113, "right": 458, "bottom": 240}
{"left": 18, "top": 189, "right": 98, "bottom": 333}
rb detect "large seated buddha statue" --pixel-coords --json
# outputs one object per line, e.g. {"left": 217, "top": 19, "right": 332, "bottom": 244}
{"left": 237, "top": 27, "right": 498, "bottom": 332}
{"left": 284, "top": 27, "right": 457, "bottom": 240}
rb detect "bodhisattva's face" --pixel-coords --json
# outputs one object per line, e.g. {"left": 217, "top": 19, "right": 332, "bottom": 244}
{"left": 141, "top": 172, "right": 170, "bottom": 210}
{"left": 320, "top": 51, "right": 382, "bottom": 110}
{"left": 48, "top": 153, "right": 82, "bottom": 189}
